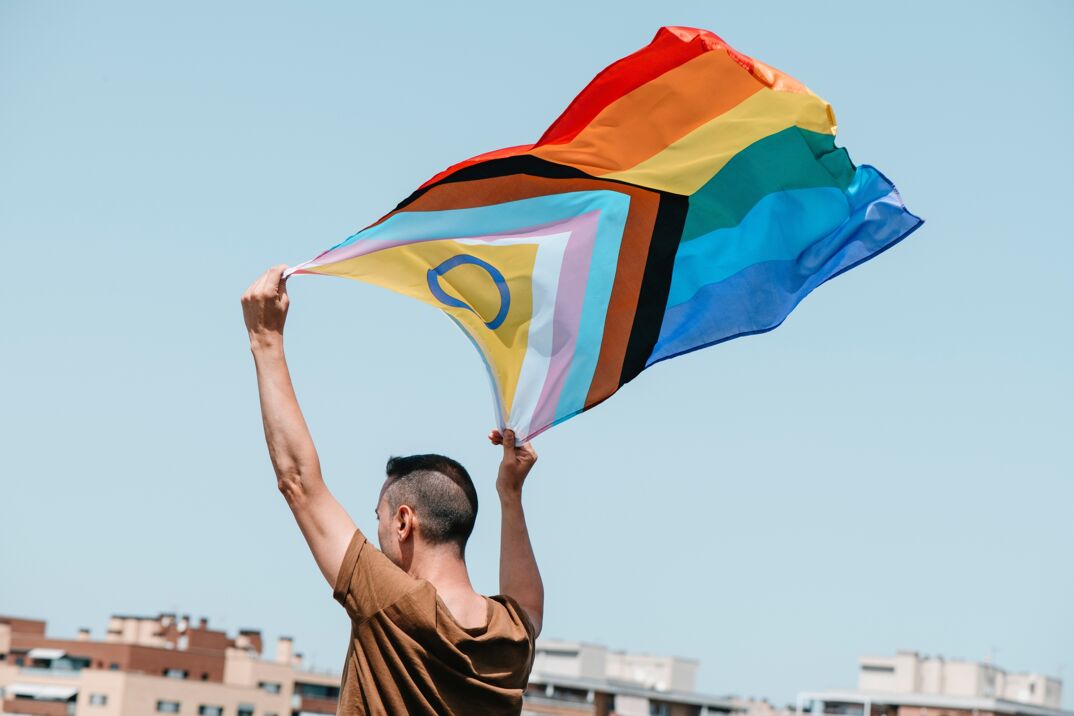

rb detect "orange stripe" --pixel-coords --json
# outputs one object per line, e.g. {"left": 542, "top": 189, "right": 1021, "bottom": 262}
{"left": 530, "top": 49, "right": 764, "bottom": 178}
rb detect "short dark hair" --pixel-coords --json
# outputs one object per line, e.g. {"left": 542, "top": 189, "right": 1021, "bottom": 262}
{"left": 383, "top": 454, "right": 478, "bottom": 553}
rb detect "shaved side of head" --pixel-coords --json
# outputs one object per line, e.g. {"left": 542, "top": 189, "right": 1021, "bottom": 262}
{"left": 383, "top": 454, "right": 478, "bottom": 554}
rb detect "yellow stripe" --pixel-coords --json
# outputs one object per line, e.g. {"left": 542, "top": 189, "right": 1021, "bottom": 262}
{"left": 311, "top": 240, "right": 538, "bottom": 417}
{"left": 600, "top": 88, "right": 836, "bottom": 195}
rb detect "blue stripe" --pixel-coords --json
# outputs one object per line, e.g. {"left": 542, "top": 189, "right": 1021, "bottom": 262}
{"left": 667, "top": 186, "right": 850, "bottom": 307}
{"left": 649, "top": 165, "right": 923, "bottom": 364}
{"left": 332, "top": 191, "right": 625, "bottom": 250}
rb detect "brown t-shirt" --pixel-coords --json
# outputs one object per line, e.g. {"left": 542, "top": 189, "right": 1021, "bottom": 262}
{"left": 332, "top": 530, "right": 536, "bottom": 716}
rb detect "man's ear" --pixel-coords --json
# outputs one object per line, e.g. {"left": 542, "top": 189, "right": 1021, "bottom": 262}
{"left": 397, "top": 504, "right": 415, "bottom": 541}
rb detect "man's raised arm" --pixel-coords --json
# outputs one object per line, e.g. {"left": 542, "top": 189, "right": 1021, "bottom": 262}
{"left": 490, "top": 429, "right": 544, "bottom": 637}
{"left": 242, "top": 265, "right": 356, "bottom": 586}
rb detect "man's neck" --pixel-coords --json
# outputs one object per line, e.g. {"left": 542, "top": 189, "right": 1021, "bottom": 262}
{"left": 406, "top": 543, "right": 476, "bottom": 594}
{"left": 405, "top": 543, "right": 488, "bottom": 629}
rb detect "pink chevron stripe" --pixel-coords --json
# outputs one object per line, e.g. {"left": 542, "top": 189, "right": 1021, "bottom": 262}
{"left": 526, "top": 210, "right": 601, "bottom": 434}
{"left": 299, "top": 213, "right": 593, "bottom": 272}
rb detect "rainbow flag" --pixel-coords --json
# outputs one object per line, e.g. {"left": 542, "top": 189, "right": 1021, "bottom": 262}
{"left": 288, "top": 27, "right": 923, "bottom": 442}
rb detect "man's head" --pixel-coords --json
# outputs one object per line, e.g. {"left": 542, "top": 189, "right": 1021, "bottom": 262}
{"left": 376, "top": 454, "right": 478, "bottom": 567}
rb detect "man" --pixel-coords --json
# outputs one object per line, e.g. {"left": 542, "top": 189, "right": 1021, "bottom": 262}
{"left": 241, "top": 265, "right": 544, "bottom": 715}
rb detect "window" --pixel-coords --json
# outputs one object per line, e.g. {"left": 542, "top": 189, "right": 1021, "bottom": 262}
{"left": 164, "top": 668, "right": 188, "bottom": 679}
{"left": 259, "top": 681, "right": 281, "bottom": 694}
{"left": 52, "top": 656, "right": 91, "bottom": 671}
{"left": 156, "top": 700, "right": 181, "bottom": 713}
{"left": 15, "top": 656, "right": 24, "bottom": 666}
{"left": 198, "top": 706, "right": 224, "bottom": 716}
{"left": 89, "top": 693, "right": 108, "bottom": 706}
{"left": 861, "top": 664, "right": 896, "bottom": 673}
{"left": 201, "top": 672, "right": 209, "bottom": 681}
{"left": 238, "top": 704, "right": 255, "bottom": 716}
{"left": 109, "top": 663, "right": 120, "bottom": 670}
{"left": 293, "top": 682, "right": 340, "bottom": 699}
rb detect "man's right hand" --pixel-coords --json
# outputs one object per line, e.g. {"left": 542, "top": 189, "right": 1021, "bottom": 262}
{"left": 488, "top": 429, "right": 538, "bottom": 498}
{"left": 241, "top": 265, "right": 290, "bottom": 350}
{"left": 489, "top": 427, "right": 543, "bottom": 637}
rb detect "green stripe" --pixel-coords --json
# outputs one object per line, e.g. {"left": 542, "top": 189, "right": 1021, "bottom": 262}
{"left": 682, "top": 127, "right": 856, "bottom": 243}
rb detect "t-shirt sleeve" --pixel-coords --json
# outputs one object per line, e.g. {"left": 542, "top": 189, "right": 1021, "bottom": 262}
{"left": 498, "top": 594, "right": 538, "bottom": 645}
{"left": 333, "top": 529, "right": 420, "bottom": 624}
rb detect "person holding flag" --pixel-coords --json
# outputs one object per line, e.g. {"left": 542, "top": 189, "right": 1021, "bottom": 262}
{"left": 242, "top": 265, "right": 544, "bottom": 715}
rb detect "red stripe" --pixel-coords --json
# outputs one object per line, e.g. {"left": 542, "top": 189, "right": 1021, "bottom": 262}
{"left": 418, "top": 27, "right": 761, "bottom": 188}
{"left": 536, "top": 26, "right": 753, "bottom": 148}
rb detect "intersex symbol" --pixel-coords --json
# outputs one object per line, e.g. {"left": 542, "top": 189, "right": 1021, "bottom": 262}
{"left": 426, "top": 254, "right": 511, "bottom": 330}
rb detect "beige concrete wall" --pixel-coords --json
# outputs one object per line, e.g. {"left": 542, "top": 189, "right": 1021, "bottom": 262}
{"left": 1, "top": 657, "right": 340, "bottom": 716}
{"left": 120, "top": 671, "right": 290, "bottom": 716}
{"left": 222, "top": 648, "right": 295, "bottom": 689}
{"left": 105, "top": 617, "right": 165, "bottom": 647}
{"left": 532, "top": 641, "right": 608, "bottom": 681}
{"left": 896, "top": 706, "right": 997, "bottom": 716}
{"left": 0, "top": 623, "right": 11, "bottom": 654}
{"left": 859, "top": 657, "right": 898, "bottom": 692}
{"left": 606, "top": 652, "right": 697, "bottom": 692}
{"left": 72, "top": 668, "right": 127, "bottom": 716}
{"left": 919, "top": 660, "right": 944, "bottom": 694}
{"left": 613, "top": 694, "right": 649, "bottom": 716}
{"left": 893, "top": 652, "right": 922, "bottom": 693}
{"left": 1005, "top": 673, "right": 1063, "bottom": 708}
{"left": 858, "top": 652, "right": 1062, "bottom": 707}
{"left": 943, "top": 662, "right": 986, "bottom": 698}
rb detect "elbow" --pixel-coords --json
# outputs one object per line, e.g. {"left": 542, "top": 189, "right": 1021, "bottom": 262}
{"left": 273, "top": 456, "right": 323, "bottom": 508}
{"left": 277, "top": 471, "right": 309, "bottom": 508}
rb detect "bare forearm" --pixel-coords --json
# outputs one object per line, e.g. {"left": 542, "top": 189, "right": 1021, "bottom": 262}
{"left": 250, "top": 338, "right": 355, "bottom": 584}
{"left": 499, "top": 491, "right": 544, "bottom": 635}
{"left": 250, "top": 338, "right": 320, "bottom": 485}
{"left": 243, "top": 266, "right": 356, "bottom": 586}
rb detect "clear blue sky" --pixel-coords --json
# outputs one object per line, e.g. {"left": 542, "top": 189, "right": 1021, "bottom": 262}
{"left": 2, "top": 0, "right": 1071, "bottom": 706}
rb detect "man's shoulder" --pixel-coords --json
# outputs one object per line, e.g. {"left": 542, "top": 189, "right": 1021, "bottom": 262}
{"left": 488, "top": 594, "right": 537, "bottom": 644}
{"left": 335, "top": 531, "right": 425, "bottom": 625}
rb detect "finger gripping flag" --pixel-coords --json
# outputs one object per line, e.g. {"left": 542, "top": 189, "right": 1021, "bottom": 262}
{"left": 287, "top": 27, "right": 923, "bottom": 442}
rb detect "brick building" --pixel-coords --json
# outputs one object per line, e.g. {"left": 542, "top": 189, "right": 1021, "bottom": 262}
{"left": 1, "top": 614, "right": 746, "bottom": 716}
{"left": 0, "top": 613, "right": 339, "bottom": 716}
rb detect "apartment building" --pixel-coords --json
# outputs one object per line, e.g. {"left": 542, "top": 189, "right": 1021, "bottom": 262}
{"left": 524, "top": 638, "right": 739, "bottom": 716}
{"left": 0, "top": 613, "right": 339, "bottom": 716}
{"left": 796, "top": 650, "right": 1069, "bottom": 716}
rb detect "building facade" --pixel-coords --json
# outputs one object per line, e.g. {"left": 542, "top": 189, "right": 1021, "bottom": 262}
{"left": 2, "top": 616, "right": 741, "bottom": 716}
{"left": 524, "top": 639, "right": 738, "bottom": 716}
{"left": 797, "top": 651, "right": 1069, "bottom": 716}
{"left": 0, "top": 614, "right": 339, "bottom": 716}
